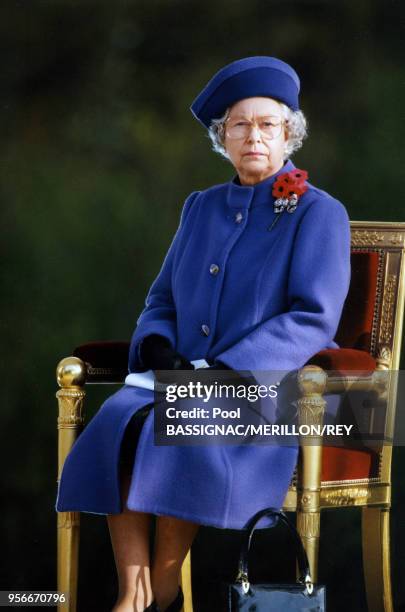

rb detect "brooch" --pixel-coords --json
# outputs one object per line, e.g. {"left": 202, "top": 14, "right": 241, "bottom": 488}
{"left": 268, "top": 169, "right": 308, "bottom": 231}
{"left": 272, "top": 169, "right": 308, "bottom": 213}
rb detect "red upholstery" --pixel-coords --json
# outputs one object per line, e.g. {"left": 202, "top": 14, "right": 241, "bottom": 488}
{"left": 334, "top": 251, "right": 380, "bottom": 352}
{"left": 307, "top": 348, "right": 376, "bottom": 371}
{"left": 322, "top": 446, "right": 379, "bottom": 481}
{"left": 308, "top": 251, "right": 381, "bottom": 483}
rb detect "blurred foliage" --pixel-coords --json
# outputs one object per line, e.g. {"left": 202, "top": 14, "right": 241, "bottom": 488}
{"left": 1, "top": 0, "right": 405, "bottom": 610}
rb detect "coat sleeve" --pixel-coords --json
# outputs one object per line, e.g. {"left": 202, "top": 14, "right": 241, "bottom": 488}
{"left": 215, "top": 196, "right": 351, "bottom": 372}
{"left": 128, "top": 191, "right": 200, "bottom": 372}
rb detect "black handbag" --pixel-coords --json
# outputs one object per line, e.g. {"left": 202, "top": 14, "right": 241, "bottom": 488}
{"left": 226, "top": 507, "right": 326, "bottom": 611}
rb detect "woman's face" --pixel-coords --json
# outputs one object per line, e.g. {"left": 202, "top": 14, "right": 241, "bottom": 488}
{"left": 224, "top": 96, "right": 288, "bottom": 186}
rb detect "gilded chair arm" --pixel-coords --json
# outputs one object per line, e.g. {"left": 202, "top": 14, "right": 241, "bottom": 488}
{"left": 306, "top": 346, "right": 390, "bottom": 399}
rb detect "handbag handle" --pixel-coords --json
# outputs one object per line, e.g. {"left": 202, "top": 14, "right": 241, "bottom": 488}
{"left": 236, "top": 507, "right": 314, "bottom": 595}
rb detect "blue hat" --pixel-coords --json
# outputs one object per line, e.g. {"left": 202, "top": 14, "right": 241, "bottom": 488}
{"left": 190, "top": 56, "right": 300, "bottom": 128}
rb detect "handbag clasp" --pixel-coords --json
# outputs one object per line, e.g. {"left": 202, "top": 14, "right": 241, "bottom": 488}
{"left": 236, "top": 570, "right": 250, "bottom": 594}
{"left": 304, "top": 573, "right": 314, "bottom": 595}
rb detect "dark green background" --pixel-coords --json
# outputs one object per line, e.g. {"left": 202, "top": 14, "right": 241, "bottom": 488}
{"left": 1, "top": 1, "right": 404, "bottom": 610}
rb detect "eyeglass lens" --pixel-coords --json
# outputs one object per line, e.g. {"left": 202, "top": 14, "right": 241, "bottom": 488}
{"left": 226, "top": 116, "right": 283, "bottom": 139}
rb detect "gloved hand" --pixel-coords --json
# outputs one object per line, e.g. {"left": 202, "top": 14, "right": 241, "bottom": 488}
{"left": 139, "top": 334, "right": 194, "bottom": 383}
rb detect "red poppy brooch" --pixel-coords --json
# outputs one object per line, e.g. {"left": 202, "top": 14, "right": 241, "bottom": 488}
{"left": 272, "top": 169, "right": 308, "bottom": 214}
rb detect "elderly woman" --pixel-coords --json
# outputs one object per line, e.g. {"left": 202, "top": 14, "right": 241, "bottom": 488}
{"left": 56, "top": 56, "right": 351, "bottom": 612}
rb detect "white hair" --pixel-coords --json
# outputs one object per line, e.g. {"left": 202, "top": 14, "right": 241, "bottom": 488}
{"left": 207, "top": 102, "right": 308, "bottom": 161}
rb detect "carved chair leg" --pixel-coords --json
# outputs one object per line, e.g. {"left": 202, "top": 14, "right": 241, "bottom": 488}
{"left": 56, "top": 357, "right": 86, "bottom": 612}
{"left": 180, "top": 549, "right": 193, "bottom": 612}
{"left": 296, "top": 365, "right": 327, "bottom": 583}
{"left": 362, "top": 507, "right": 393, "bottom": 612}
{"left": 57, "top": 512, "right": 81, "bottom": 611}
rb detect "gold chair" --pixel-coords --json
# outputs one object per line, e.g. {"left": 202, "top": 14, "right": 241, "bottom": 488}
{"left": 282, "top": 221, "right": 405, "bottom": 612}
{"left": 56, "top": 221, "right": 405, "bottom": 612}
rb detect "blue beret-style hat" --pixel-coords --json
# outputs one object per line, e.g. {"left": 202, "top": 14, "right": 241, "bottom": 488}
{"left": 190, "top": 56, "right": 300, "bottom": 128}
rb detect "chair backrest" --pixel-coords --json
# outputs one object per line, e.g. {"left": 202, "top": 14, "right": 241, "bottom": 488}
{"left": 335, "top": 251, "right": 380, "bottom": 353}
{"left": 326, "top": 222, "right": 405, "bottom": 484}
{"left": 336, "top": 222, "right": 405, "bottom": 369}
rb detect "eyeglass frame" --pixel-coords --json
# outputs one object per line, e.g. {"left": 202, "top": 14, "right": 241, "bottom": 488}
{"left": 223, "top": 114, "right": 288, "bottom": 141}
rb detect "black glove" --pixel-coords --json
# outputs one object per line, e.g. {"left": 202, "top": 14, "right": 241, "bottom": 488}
{"left": 139, "top": 334, "right": 194, "bottom": 382}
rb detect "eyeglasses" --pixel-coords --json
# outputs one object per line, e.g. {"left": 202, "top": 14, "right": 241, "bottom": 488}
{"left": 225, "top": 115, "right": 286, "bottom": 140}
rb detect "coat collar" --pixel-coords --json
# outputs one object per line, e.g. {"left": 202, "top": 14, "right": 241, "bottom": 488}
{"left": 226, "top": 159, "right": 296, "bottom": 210}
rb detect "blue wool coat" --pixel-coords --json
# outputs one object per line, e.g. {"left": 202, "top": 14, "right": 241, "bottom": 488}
{"left": 56, "top": 159, "right": 351, "bottom": 529}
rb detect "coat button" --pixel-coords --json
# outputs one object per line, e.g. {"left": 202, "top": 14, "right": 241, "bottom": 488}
{"left": 201, "top": 324, "right": 210, "bottom": 336}
{"left": 209, "top": 264, "right": 220, "bottom": 275}
{"left": 235, "top": 212, "right": 243, "bottom": 223}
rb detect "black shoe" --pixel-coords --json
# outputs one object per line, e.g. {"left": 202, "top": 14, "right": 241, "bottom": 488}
{"left": 147, "top": 586, "right": 184, "bottom": 612}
